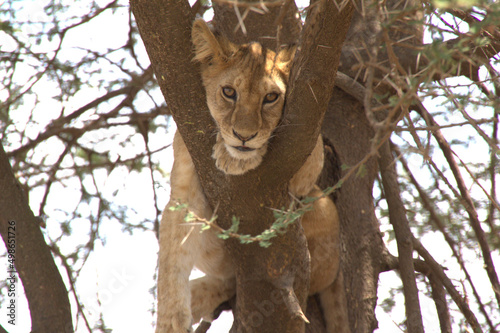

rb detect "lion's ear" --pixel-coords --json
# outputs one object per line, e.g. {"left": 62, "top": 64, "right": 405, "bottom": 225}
{"left": 275, "top": 44, "right": 297, "bottom": 74}
{"left": 192, "top": 20, "right": 235, "bottom": 64}
{"left": 276, "top": 44, "right": 297, "bottom": 64}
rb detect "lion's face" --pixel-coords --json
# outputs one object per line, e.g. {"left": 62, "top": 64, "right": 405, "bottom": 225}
{"left": 192, "top": 20, "right": 295, "bottom": 175}
{"left": 204, "top": 44, "right": 287, "bottom": 169}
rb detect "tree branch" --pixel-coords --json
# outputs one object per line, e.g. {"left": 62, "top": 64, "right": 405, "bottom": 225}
{"left": 378, "top": 141, "right": 424, "bottom": 333}
{"left": 383, "top": 255, "right": 452, "bottom": 333}
{"left": 412, "top": 237, "right": 483, "bottom": 332}
{"left": 265, "top": 0, "right": 355, "bottom": 184}
{"left": 427, "top": 270, "right": 452, "bottom": 333}
{"left": 49, "top": 244, "right": 93, "bottom": 333}
{"left": 0, "top": 324, "right": 9, "bottom": 333}
{"left": 0, "top": 143, "right": 73, "bottom": 332}
{"left": 487, "top": 107, "right": 500, "bottom": 242}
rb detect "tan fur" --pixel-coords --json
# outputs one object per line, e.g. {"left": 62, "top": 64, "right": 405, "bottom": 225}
{"left": 155, "top": 20, "right": 349, "bottom": 333}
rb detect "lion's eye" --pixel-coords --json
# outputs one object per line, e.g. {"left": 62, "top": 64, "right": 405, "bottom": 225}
{"left": 263, "top": 92, "right": 279, "bottom": 104}
{"left": 222, "top": 87, "right": 237, "bottom": 100}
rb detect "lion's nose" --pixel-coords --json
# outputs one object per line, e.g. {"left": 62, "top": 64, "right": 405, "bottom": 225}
{"left": 233, "top": 129, "right": 258, "bottom": 143}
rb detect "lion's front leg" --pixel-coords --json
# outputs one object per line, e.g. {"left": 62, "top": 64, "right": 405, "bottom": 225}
{"left": 156, "top": 131, "right": 213, "bottom": 332}
{"left": 156, "top": 205, "right": 199, "bottom": 333}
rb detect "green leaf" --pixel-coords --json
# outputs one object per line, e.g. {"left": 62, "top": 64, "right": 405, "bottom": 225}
{"left": 356, "top": 164, "right": 367, "bottom": 178}
{"left": 184, "top": 212, "right": 196, "bottom": 222}
{"left": 302, "top": 196, "right": 318, "bottom": 204}
{"left": 218, "top": 233, "right": 230, "bottom": 240}
{"left": 259, "top": 240, "right": 272, "bottom": 248}
{"left": 168, "top": 203, "right": 188, "bottom": 211}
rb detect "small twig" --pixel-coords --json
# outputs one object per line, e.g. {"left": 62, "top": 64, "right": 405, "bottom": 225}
{"left": 452, "top": 150, "right": 500, "bottom": 214}
{"left": 38, "top": 135, "right": 79, "bottom": 216}
{"left": 49, "top": 245, "right": 93, "bottom": 333}
{"left": 335, "top": 71, "right": 370, "bottom": 105}
{"left": 439, "top": 82, "right": 500, "bottom": 152}
{"left": 383, "top": 29, "right": 408, "bottom": 77}
{"left": 363, "top": 42, "right": 383, "bottom": 131}
{"left": 6, "top": 67, "right": 154, "bottom": 159}
{"left": 273, "top": 0, "right": 292, "bottom": 36}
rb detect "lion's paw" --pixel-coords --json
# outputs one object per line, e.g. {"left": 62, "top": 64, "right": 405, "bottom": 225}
{"left": 155, "top": 311, "right": 193, "bottom": 333}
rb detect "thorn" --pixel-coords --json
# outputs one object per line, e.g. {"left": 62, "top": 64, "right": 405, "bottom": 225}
{"left": 280, "top": 285, "right": 310, "bottom": 325}
{"left": 249, "top": 6, "right": 266, "bottom": 14}
{"left": 297, "top": 308, "right": 310, "bottom": 324}
{"left": 308, "top": 83, "right": 319, "bottom": 104}
{"left": 213, "top": 201, "right": 220, "bottom": 218}
{"left": 331, "top": 0, "right": 341, "bottom": 12}
{"left": 181, "top": 226, "right": 195, "bottom": 246}
{"left": 233, "top": 4, "right": 248, "bottom": 35}
{"left": 259, "top": 0, "right": 269, "bottom": 13}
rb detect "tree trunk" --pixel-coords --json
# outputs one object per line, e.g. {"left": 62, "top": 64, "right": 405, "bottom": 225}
{"left": 321, "top": 1, "right": 424, "bottom": 330}
{"left": 131, "top": 0, "right": 353, "bottom": 331}
{"left": 321, "top": 89, "right": 386, "bottom": 332}
{"left": 0, "top": 143, "right": 73, "bottom": 333}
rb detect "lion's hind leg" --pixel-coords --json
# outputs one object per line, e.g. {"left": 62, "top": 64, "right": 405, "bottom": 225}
{"left": 301, "top": 186, "right": 350, "bottom": 332}
{"left": 318, "top": 270, "right": 351, "bottom": 333}
{"left": 190, "top": 276, "right": 236, "bottom": 324}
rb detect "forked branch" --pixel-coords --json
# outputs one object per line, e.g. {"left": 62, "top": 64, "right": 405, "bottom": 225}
{"left": 412, "top": 237, "right": 483, "bottom": 331}
{"left": 416, "top": 102, "right": 500, "bottom": 308}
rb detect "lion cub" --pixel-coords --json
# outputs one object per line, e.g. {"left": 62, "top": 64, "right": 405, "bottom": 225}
{"left": 155, "top": 20, "right": 349, "bottom": 333}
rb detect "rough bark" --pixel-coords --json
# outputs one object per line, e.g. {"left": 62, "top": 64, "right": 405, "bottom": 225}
{"left": 0, "top": 143, "right": 73, "bottom": 333}
{"left": 321, "top": 1, "right": 423, "bottom": 331}
{"left": 321, "top": 89, "right": 386, "bottom": 332}
{"left": 211, "top": 4, "right": 350, "bottom": 332}
{"left": 131, "top": 0, "right": 353, "bottom": 331}
{"left": 212, "top": 1, "right": 301, "bottom": 48}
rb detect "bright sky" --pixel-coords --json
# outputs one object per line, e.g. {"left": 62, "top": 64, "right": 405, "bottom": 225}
{"left": 0, "top": 1, "right": 498, "bottom": 333}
